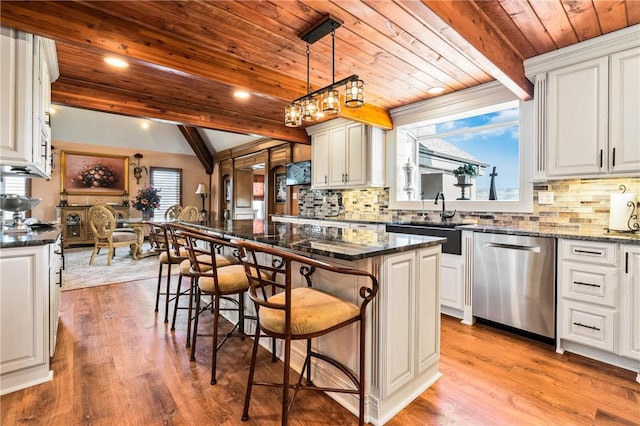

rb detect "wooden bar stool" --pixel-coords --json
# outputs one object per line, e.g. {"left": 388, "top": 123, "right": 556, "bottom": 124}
{"left": 147, "top": 222, "right": 188, "bottom": 323}
{"left": 171, "top": 224, "right": 252, "bottom": 385}
{"left": 166, "top": 223, "right": 238, "bottom": 348}
{"left": 235, "top": 239, "right": 378, "bottom": 425}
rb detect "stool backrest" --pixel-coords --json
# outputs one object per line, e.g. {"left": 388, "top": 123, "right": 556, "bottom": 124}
{"left": 234, "top": 239, "right": 378, "bottom": 317}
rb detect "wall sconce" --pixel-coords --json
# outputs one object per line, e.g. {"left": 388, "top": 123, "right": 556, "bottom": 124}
{"left": 132, "top": 153, "right": 148, "bottom": 184}
{"left": 195, "top": 183, "right": 207, "bottom": 216}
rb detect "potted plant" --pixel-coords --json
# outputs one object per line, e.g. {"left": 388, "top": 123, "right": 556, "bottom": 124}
{"left": 452, "top": 163, "right": 477, "bottom": 185}
{"left": 131, "top": 185, "right": 161, "bottom": 220}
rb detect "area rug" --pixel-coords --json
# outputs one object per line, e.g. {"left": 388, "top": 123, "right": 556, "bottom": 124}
{"left": 61, "top": 247, "right": 177, "bottom": 291}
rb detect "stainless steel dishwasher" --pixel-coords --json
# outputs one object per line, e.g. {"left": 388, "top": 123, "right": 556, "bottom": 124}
{"left": 473, "top": 233, "right": 556, "bottom": 342}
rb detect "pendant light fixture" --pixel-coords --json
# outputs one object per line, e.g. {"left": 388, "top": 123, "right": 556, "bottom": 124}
{"left": 284, "top": 15, "right": 365, "bottom": 127}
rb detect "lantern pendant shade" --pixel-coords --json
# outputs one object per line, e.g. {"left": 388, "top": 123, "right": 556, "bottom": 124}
{"left": 344, "top": 77, "right": 364, "bottom": 108}
{"left": 285, "top": 102, "right": 302, "bottom": 127}
{"left": 301, "top": 97, "right": 319, "bottom": 122}
{"left": 321, "top": 89, "right": 340, "bottom": 115}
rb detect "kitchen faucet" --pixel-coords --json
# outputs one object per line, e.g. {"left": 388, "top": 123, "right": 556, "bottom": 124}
{"left": 434, "top": 192, "right": 456, "bottom": 221}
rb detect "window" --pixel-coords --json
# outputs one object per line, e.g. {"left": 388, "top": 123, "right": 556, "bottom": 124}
{"left": 1, "top": 176, "right": 31, "bottom": 218}
{"left": 150, "top": 167, "right": 182, "bottom": 219}
{"left": 390, "top": 82, "right": 533, "bottom": 213}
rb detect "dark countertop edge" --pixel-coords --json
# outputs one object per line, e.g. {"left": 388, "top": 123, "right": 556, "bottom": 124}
{"left": 181, "top": 222, "right": 446, "bottom": 261}
{"left": 0, "top": 228, "right": 61, "bottom": 248}
{"left": 458, "top": 224, "right": 640, "bottom": 245}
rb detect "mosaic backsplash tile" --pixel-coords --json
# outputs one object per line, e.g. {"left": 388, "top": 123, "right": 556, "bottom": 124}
{"left": 297, "top": 177, "right": 640, "bottom": 232}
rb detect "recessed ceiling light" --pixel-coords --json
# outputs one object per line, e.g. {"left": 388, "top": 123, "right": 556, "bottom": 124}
{"left": 104, "top": 57, "right": 128, "bottom": 68}
{"left": 234, "top": 91, "right": 250, "bottom": 99}
{"left": 49, "top": 106, "right": 57, "bottom": 114}
{"left": 140, "top": 122, "right": 149, "bottom": 129}
{"left": 427, "top": 86, "right": 445, "bottom": 95}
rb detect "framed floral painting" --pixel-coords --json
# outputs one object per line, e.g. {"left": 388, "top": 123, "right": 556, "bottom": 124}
{"left": 61, "top": 151, "right": 129, "bottom": 195}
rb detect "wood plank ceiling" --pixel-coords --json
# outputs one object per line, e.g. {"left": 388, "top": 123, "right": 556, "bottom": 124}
{"left": 2, "top": 1, "right": 639, "bottom": 147}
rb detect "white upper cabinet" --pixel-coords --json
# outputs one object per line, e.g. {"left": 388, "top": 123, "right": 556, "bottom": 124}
{"left": 546, "top": 57, "right": 609, "bottom": 177}
{"left": 525, "top": 25, "right": 640, "bottom": 179}
{"left": 308, "top": 118, "right": 385, "bottom": 189}
{"left": 609, "top": 48, "right": 640, "bottom": 174}
{"left": 0, "top": 26, "right": 58, "bottom": 178}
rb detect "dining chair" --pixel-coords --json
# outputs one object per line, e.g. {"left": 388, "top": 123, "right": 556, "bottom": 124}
{"left": 147, "top": 222, "right": 188, "bottom": 323}
{"left": 164, "top": 204, "right": 183, "bottom": 221}
{"left": 170, "top": 223, "right": 251, "bottom": 385}
{"left": 235, "top": 239, "right": 378, "bottom": 425}
{"left": 165, "top": 223, "right": 238, "bottom": 347}
{"left": 87, "top": 206, "right": 139, "bottom": 266}
{"left": 178, "top": 205, "right": 199, "bottom": 221}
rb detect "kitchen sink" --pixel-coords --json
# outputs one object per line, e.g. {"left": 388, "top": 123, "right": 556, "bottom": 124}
{"left": 385, "top": 222, "right": 466, "bottom": 255}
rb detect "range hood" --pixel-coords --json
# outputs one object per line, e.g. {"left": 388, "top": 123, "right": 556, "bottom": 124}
{"left": 0, "top": 165, "right": 50, "bottom": 179}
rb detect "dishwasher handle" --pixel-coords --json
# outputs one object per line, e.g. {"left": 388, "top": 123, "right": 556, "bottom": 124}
{"left": 484, "top": 242, "right": 541, "bottom": 253}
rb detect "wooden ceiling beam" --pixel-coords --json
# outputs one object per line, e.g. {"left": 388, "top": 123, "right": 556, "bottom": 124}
{"left": 51, "top": 79, "right": 311, "bottom": 144}
{"left": 177, "top": 125, "right": 214, "bottom": 175}
{"left": 421, "top": 0, "right": 534, "bottom": 100}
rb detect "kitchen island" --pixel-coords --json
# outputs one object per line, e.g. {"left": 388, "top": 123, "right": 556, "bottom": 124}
{"left": 0, "top": 227, "right": 63, "bottom": 395}
{"left": 182, "top": 219, "right": 446, "bottom": 425}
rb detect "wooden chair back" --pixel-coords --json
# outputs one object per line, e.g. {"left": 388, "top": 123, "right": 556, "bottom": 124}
{"left": 178, "top": 205, "right": 199, "bottom": 221}
{"left": 164, "top": 204, "right": 183, "bottom": 221}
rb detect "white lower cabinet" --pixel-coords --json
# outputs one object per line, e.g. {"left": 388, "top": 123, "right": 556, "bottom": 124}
{"left": 0, "top": 239, "right": 62, "bottom": 395}
{"left": 620, "top": 245, "right": 640, "bottom": 362}
{"left": 440, "top": 253, "right": 464, "bottom": 315}
{"left": 557, "top": 239, "right": 639, "bottom": 381}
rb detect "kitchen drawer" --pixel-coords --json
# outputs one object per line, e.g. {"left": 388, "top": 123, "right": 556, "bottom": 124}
{"left": 560, "top": 300, "right": 615, "bottom": 351}
{"left": 560, "top": 261, "right": 617, "bottom": 307}
{"left": 321, "top": 220, "right": 350, "bottom": 229}
{"left": 559, "top": 239, "right": 617, "bottom": 266}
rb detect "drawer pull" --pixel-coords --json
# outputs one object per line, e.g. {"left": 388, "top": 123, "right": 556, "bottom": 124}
{"left": 573, "top": 281, "right": 600, "bottom": 288}
{"left": 574, "top": 249, "right": 603, "bottom": 256}
{"left": 573, "top": 322, "right": 600, "bottom": 331}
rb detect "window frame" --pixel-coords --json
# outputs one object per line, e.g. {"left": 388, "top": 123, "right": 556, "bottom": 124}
{"left": 150, "top": 166, "right": 182, "bottom": 219}
{"left": 387, "top": 82, "right": 533, "bottom": 213}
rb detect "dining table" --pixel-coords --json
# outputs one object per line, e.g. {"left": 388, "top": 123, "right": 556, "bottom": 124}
{"left": 118, "top": 218, "right": 166, "bottom": 259}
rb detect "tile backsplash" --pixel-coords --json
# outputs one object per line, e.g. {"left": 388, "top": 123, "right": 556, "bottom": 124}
{"left": 298, "top": 177, "right": 640, "bottom": 231}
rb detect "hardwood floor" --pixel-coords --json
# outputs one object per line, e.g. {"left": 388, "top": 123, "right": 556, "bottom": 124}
{"left": 2, "top": 278, "right": 639, "bottom": 425}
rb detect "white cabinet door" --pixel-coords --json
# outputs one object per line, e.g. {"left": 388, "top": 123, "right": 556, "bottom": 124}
{"left": 328, "top": 126, "right": 346, "bottom": 186}
{"left": 311, "top": 131, "right": 330, "bottom": 188}
{"left": 345, "top": 122, "right": 366, "bottom": 186}
{"left": 382, "top": 251, "right": 415, "bottom": 397}
{"left": 440, "top": 253, "right": 464, "bottom": 312}
{"left": 547, "top": 56, "right": 608, "bottom": 177}
{"left": 620, "top": 246, "right": 640, "bottom": 361}
{"left": 0, "top": 27, "right": 34, "bottom": 166}
{"left": 610, "top": 48, "right": 640, "bottom": 174}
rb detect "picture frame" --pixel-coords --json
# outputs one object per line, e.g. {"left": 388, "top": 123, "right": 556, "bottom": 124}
{"left": 61, "top": 150, "right": 129, "bottom": 195}
{"left": 275, "top": 172, "right": 286, "bottom": 203}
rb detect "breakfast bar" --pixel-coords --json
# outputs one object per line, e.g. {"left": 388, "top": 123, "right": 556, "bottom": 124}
{"left": 182, "top": 219, "right": 446, "bottom": 425}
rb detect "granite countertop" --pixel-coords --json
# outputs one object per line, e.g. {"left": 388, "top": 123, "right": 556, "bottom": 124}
{"left": 458, "top": 224, "right": 640, "bottom": 245}
{"left": 182, "top": 219, "right": 446, "bottom": 261}
{"left": 273, "top": 214, "right": 640, "bottom": 245}
{"left": 0, "top": 226, "right": 61, "bottom": 248}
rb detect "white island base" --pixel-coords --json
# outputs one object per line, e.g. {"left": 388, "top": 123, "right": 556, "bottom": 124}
{"left": 226, "top": 244, "right": 442, "bottom": 425}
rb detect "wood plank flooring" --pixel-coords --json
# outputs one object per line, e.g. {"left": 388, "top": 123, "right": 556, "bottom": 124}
{"left": 1, "top": 277, "right": 639, "bottom": 425}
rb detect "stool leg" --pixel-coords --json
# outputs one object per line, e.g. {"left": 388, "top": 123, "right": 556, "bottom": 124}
{"left": 190, "top": 287, "right": 201, "bottom": 362}
{"left": 171, "top": 273, "right": 183, "bottom": 331}
{"left": 241, "top": 323, "right": 261, "bottom": 422}
{"left": 282, "top": 336, "right": 292, "bottom": 424}
{"left": 210, "top": 294, "right": 220, "bottom": 385}
{"left": 154, "top": 263, "right": 164, "bottom": 313}
{"left": 164, "top": 264, "right": 172, "bottom": 323}
{"left": 186, "top": 277, "right": 195, "bottom": 348}
{"left": 239, "top": 292, "right": 245, "bottom": 337}
{"left": 306, "top": 339, "right": 313, "bottom": 385}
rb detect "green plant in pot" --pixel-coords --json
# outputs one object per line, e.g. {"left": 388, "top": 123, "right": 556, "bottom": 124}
{"left": 452, "top": 163, "right": 477, "bottom": 185}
